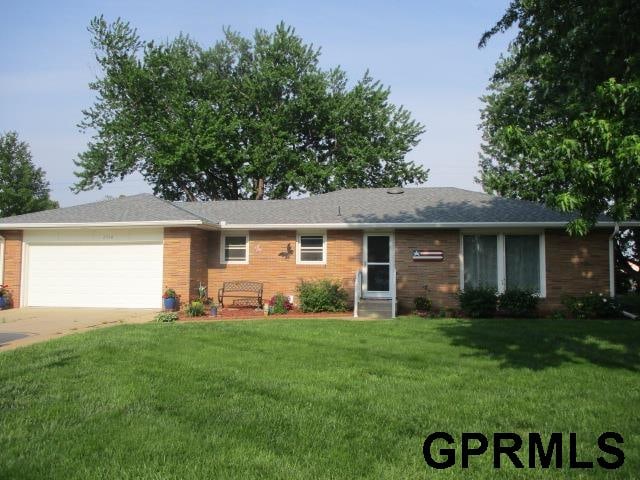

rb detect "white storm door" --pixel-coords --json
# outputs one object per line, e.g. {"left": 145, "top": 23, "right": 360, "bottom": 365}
{"left": 363, "top": 233, "right": 393, "bottom": 298}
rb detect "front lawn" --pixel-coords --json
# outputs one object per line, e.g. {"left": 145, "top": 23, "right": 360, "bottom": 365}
{"left": 0, "top": 317, "right": 638, "bottom": 479}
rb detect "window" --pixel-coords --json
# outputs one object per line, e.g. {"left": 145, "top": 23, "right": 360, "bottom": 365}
{"left": 463, "top": 235, "right": 498, "bottom": 289}
{"left": 462, "top": 233, "right": 545, "bottom": 295}
{"left": 220, "top": 233, "right": 248, "bottom": 264}
{"left": 505, "top": 235, "right": 540, "bottom": 292}
{"left": 297, "top": 232, "right": 326, "bottom": 264}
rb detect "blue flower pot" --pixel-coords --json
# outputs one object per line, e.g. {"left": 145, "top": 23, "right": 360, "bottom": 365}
{"left": 163, "top": 297, "right": 177, "bottom": 311}
{"left": 210, "top": 306, "right": 218, "bottom": 317}
{"left": 0, "top": 297, "right": 6, "bottom": 310}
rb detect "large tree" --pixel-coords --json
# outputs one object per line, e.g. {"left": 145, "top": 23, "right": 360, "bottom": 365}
{"left": 74, "top": 17, "right": 427, "bottom": 200}
{"left": 478, "top": 0, "right": 640, "bottom": 235}
{"left": 0, "top": 131, "right": 58, "bottom": 217}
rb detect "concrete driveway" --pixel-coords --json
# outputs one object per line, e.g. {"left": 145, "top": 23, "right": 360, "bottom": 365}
{"left": 0, "top": 308, "right": 157, "bottom": 351}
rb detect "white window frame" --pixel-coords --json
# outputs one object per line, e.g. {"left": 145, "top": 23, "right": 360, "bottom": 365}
{"left": 459, "top": 231, "right": 546, "bottom": 297}
{"left": 296, "top": 231, "right": 327, "bottom": 265}
{"left": 220, "top": 231, "right": 249, "bottom": 265}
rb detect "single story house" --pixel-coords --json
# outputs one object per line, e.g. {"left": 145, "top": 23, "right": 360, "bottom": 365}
{"left": 0, "top": 187, "right": 636, "bottom": 316}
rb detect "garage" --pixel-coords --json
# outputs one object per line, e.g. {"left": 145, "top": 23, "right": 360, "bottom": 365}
{"left": 23, "top": 228, "right": 163, "bottom": 309}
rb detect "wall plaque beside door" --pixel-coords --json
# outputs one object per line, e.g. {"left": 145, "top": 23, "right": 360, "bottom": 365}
{"left": 412, "top": 249, "right": 444, "bottom": 261}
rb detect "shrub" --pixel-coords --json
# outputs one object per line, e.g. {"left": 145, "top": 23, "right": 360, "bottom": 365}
{"left": 458, "top": 287, "right": 497, "bottom": 318}
{"left": 297, "top": 279, "right": 348, "bottom": 313}
{"left": 185, "top": 300, "right": 206, "bottom": 317}
{"left": 414, "top": 296, "right": 432, "bottom": 312}
{"left": 155, "top": 312, "right": 178, "bottom": 323}
{"left": 562, "top": 293, "right": 621, "bottom": 319}
{"left": 498, "top": 289, "right": 539, "bottom": 318}
{"left": 549, "top": 311, "right": 566, "bottom": 321}
{"left": 269, "top": 293, "right": 293, "bottom": 314}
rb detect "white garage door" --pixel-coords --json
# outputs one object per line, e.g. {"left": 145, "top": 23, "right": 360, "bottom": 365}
{"left": 24, "top": 230, "right": 163, "bottom": 308}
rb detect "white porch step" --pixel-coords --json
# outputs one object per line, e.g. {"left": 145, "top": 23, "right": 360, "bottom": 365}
{"left": 357, "top": 299, "right": 394, "bottom": 319}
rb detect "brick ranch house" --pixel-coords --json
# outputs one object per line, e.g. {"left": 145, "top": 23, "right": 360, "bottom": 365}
{"left": 0, "top": 187, "right": 636, "bottom": 317}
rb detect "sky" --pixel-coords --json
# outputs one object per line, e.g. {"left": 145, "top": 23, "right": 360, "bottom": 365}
{"left": 0, "top": 0, "right": 513, "bottom": 207}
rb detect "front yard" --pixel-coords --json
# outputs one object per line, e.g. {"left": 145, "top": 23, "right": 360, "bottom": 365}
{"left": 0, "top": 317, "right": 638, "bottom": 479}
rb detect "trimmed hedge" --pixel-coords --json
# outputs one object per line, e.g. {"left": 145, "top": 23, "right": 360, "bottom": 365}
{"left": 459, "top": 287, "right": 540, "bottom": 318}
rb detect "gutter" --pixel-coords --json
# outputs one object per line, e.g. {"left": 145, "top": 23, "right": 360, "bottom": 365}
{"left": 216, "top": 221, "right": 640, "bottom": 230}
{"left": 0, "top": 220, "right": 206, "bottom": 229}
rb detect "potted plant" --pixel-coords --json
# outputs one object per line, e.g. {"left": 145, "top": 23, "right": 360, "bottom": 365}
{"left": 209, "top": 302, "right": 219, "bottom": 317}
{"left": 0, "top": 284, "right": 9, "bottom": 310}
{"left": 162, "top": 288, "right": 178, "bottom": 311}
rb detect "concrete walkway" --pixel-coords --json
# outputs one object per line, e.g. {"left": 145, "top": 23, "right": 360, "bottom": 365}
{"left": 0, "top": 308, "right": 156, "bottom": 351}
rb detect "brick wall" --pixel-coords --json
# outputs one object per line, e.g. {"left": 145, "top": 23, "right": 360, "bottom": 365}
{"left": 395, "top": 229, "right": 460, "bottom": 313}
{"left": 163, "top": 227, "right": 209, "bottom": 304}
{"left": 394, "top": 229, "right": 611, "bottom": 314}
{"left": 542, "top": 229, "right": 611, "bottom": 311}
{"left": 0, "top": 230, "right": 23, "bottom": 308}
{"left": 166, "top": 226, "right": 611, "bottom": 315}
{"left": 208, "top": 230, "right": 363, "bottom": 305}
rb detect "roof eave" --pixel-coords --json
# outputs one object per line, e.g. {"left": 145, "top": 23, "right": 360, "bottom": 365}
{"left": 217, "top": 221, "right": 640, "bottom": 229}
{"left": 0, "top": 220, "right": 208, "bottom": 229}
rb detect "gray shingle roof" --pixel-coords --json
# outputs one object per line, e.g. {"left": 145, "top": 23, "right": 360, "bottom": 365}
{"left": 0, "top": 194, "right": 204, "bottom": 225}
{"left": 0, "top": 187, "right": 616, "bottom": 227}
{"left": 175, "top": 187, "right": 591, "bottom": 225}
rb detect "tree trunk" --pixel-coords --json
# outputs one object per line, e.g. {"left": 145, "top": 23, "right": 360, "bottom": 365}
{"left": 179, "top": 180, "right": 197, "bottom": 202}
{"left": 254, "top": 178, "right": 265, "bottom": 200}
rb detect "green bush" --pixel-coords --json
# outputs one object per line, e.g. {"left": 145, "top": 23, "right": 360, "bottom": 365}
{"left": 562, "top": 293, "right": 621, "bottom": 319}
{"left": 498, "top": 289, "right": 539, "bottom": 318}
{"left": 297, "top": 279, "right": 348, "bottom": 313}
{"left": 155, "top": 312, "right": 179, "bottom": 323}
{"left": 414, "top": 296, "right": 432, "bottom": 312}
{"left": 185, "top": 300, "right": 206, "bottom": 317}
{"left": 458, "top": 287, "right": 497, "bottom": 318}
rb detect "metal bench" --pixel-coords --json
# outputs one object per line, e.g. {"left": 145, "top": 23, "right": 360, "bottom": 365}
{"left": 218, "top": 281, "right": 264, "bottom": 308}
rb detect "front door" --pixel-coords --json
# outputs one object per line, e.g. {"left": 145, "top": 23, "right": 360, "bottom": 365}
{"left": 363, "top": 233, "right": 393, "bottom": 298}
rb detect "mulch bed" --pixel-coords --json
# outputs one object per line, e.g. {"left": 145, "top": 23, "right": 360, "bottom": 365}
{"left": 177, "top": 307, "right": 352, "bottom": 322}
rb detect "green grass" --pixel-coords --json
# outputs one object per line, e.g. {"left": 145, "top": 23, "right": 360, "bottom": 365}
{"left": 0, "top": 317, "right": 638, "bottom": 479}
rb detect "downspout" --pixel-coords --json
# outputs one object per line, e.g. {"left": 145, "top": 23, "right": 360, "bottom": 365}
{"left": 0, "top": 235, "right": 4, "bottom": 285}
{"left": 609, "top": 223, "right": 619, "bottom": 298}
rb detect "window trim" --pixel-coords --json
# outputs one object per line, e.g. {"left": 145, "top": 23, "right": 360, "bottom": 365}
{"left": 220, "top": 231, "right": 249, "bottom": 265}
{"left": 459, "top": 231, "right": 546, "bottom": 297}
{"left": 296, "top": 231, "right": 327, "bottom": 265}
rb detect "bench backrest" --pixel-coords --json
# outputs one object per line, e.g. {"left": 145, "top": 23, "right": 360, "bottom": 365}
{"left": 222, "top": 281, "right": 263, "bottom": 293}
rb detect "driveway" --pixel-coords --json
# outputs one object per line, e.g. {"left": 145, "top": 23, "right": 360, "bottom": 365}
{"left": 0, "top": 308, "right": 157, "bottom": 351}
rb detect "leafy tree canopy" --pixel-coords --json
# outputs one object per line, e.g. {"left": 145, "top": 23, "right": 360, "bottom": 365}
{"left": 479, "top": 0, "right": 640, "bottom": 235}
{"left": 0, "top": 131, "right": 58, "bottom": 217}
{"left": 74, "top": 17, "right": 427, "bottom": 200}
